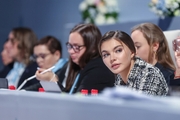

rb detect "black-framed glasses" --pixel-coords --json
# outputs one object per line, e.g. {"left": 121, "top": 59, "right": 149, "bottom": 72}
{"left": 66, "top": 42, "right": 85, "bottom": 52}
{"left": 33, "top": 53, "right": 51, "bottom": 60}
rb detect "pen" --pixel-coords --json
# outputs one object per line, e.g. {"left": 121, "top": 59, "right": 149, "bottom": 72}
{"left": 17, "top": 66, "right": 55, "bottom": 90}
{"left": 27, "top": 66, "right": 55, "bottom": 81}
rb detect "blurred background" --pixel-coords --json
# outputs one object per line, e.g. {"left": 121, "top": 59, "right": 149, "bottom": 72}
{"left": 0, "top": 0, "right": 180, "bottom": 70}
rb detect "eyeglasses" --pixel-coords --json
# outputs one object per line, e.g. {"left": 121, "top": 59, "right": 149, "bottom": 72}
{"left": 66, "top": 42, "right": 85, "bottom": 52}
{"left": 33, "top": 53, "right": 51, "bottom": 60}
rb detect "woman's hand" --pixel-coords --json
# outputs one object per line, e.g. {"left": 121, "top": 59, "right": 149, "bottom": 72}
{"left": 35, "top": 69, "right": 58, "bottom": 82}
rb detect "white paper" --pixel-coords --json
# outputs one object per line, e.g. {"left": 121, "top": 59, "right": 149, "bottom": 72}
{"left": 40, "top": 81, "right": 61, "bottom": 93}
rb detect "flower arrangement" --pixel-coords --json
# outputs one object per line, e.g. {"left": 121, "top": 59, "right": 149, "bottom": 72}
{"left": 79, "top": 0, "right": 119, "bottom": 25}
{"left": 149, "top": 0, "right": 180, "bottom": 18}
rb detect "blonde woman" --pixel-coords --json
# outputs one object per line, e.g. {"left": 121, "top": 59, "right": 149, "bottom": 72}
{"left": 6, "top": 27, "right": 39, "bottom": 89}
{"left": 131, "top": 23, "right": 175, "bottom": 85}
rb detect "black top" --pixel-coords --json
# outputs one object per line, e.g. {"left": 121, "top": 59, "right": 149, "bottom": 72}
{"left": 154, "top": 63, "right": 180, "bottom": 86}
{"left": 155, "top": 62, "right": 174, "bottom": 85}
{"left": 0, "top": 61, "right": 39, "bottom": 89}
{"left": 17, "top": 61, "right": 40, "bottom": 89}
{"left": 0, "top": 62, "right": 14, "bottom": 78}
{"left": 58, "top": 57, "right": 115, "bottom": 94}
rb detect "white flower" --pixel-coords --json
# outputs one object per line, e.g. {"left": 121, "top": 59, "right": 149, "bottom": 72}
{"left": 173, "top": 2, "right": 179, "bottom": 9}
{"left": 95, "top": 14, "right": 106, "bottom": 25}
{"left": 79, "top": 1, "right": 88, "bottom": 11}
{"left": 97, "top": 5, "right": 107, "bottom": 14}
{"left": 149, "top": 0, "right": 180, "bottom": 18}
{"left": 84, "top": 18, "right": 91, "bottom": 24}
{"left": 174, "top": 9, "right": 180, "bottom": 16}
{"left": 79, "top": 0, "right": 119, "bottom": 25}
{"left": 157, "top": 10, "right": 164, "bottom": 16}
{"left": 104, "top": 0, "right": 118, "bottom": 7}
{"left": 86, "top": 0, "right": 96, "bottom": 5}
{"left": 106, "top": 17, "right": 116, "bottom": 24}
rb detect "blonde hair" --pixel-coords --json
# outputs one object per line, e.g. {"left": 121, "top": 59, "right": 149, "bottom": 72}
{"left": 131, "top": 23, "right": 175, "bottom": 70}
{"left": 11, "top": 27, "right": 38, "bottom": 65}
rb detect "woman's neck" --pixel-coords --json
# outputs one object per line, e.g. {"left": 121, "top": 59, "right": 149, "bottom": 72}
{"left": 152, "top": 58, "right": 158, "bottom": 66}
{"left": 119, "top": 59, "right": 135, "bottom": 84}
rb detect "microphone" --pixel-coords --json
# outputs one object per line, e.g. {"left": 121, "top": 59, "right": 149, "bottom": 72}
{"left": 17, "top": 66, "right": 55, "bottom": 90}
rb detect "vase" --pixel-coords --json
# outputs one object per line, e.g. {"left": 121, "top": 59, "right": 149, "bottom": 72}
{"left": 158, "top": 16, "right": 173, "bottom": 31}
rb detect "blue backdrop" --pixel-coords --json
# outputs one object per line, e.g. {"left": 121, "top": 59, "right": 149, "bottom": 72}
{"left": 0, "top": 0, "right": 180, "bottom": 70}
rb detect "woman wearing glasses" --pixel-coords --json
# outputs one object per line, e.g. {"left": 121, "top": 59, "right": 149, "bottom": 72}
{"left": 99, "top": 30, "right": 168, "bottom": 96}
{"left": 25, "top": 36, "right": 68, "bottom": 91}
{"left": 36, "top": 24, "right": 115, "bottom": 94}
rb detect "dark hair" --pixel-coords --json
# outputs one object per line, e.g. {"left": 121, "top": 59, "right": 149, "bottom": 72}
{"left": 66, "top": 23, "right": 102, "bottom": 91}
{"left": 131, "top": 23, "right": 175, "bottom": 70}
{"left": 98, "top": 30, "right": 136, "bottom": 59}
{"left": 11, "top": 27, "right": 38, "bottom": 65}
{"left": 35, "top": 36, "right": 62, "bottom": 57}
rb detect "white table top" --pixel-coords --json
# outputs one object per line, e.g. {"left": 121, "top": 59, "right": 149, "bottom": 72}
{"left": 0, "top": 89, "right": 180, "bottom": 120}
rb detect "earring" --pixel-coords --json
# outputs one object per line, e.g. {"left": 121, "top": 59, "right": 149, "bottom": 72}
{"left": 154, "top": 51, "right": 156, "bottom": 55}
{"left": 153, "top": 51, "right": 157, "bottom": 59}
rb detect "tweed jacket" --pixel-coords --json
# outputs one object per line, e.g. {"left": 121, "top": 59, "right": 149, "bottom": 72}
{"left": 115, "top": 57, "right": 168, "bottom": 96}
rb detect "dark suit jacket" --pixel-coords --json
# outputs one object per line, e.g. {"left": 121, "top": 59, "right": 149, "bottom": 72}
{"left": 59, "top": 57, "right": 115, "bottom": 94}
{"left": 155, "top": 62, "right": 174, "bottom": 85}
{"left": 0, "top": 61, "right": 39, "bottom": 89}
{"left": 0, "top": 62, "right": 14, "bottom": 78}
{"left": 18, "top": 61, "right": 39, "bottom": 89}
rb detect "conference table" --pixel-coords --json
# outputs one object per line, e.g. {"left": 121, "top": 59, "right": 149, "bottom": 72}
{"left": 0, "top": 88, "right": 180, "bottom": 120}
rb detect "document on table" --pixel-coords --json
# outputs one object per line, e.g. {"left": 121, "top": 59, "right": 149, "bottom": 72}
{"left": 40, "top": 81, "right": 61, "bottom": 93}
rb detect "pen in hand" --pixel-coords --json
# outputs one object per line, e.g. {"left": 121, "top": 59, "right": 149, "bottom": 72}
{"left": 17, "top": 66, "right": 55, "bottom": 90}
{"left": 27, "top": 66, "right": 55, "bottom": 81}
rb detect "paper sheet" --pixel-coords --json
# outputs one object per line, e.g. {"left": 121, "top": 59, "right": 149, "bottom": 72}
{"left": 40, "top": 81, "right": 61, "bottom": 93}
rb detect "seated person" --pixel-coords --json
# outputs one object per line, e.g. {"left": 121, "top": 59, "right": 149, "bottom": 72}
{"left": 35, "top": 24, "right": 115, "bottom": 94}
{"left": 131, "top": 23, "right": 175, "bottom": 85}
{"left": 99, "top": 30, "right": 168, "bottom": 96}
{"left": 0, "top": 40, "right": 14, "bottom": 78}
{"left": 5, "top": 27, "right": 39, "bottom": 89}
{"left": 25, "top": 36, "right": 68, "bottom": 91}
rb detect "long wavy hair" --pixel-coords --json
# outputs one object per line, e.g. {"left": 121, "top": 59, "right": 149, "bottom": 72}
{"left": 65, "top": 24, "right": 102, "bottom": 91}
{"left": 131, "top": 23, "right": 175, "bottom": 70}
{"left": 11, "top": 27, "right": 38, "bottom": 65}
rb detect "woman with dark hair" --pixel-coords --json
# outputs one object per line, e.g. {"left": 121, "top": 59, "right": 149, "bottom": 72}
{"left": 36, "top": 24, "right": 115, "bottom": 94}
{"left": 99, "top": 30, "right": 168, "bottom": 96}
{"left": 5, "top": 27, "right": 39, "bottom": 89}
{"left": 131, "top": 23, "right": 175, "bottom": 85}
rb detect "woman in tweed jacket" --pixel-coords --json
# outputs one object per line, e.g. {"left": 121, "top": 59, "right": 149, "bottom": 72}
{"left": 98, "top": 30, "right": 168, "bottom": 96}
